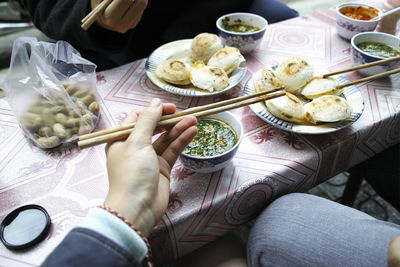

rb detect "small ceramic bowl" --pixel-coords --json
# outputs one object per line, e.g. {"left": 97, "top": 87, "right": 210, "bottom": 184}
{"left": 335, "top": 2, "right": 382, "bottom": 40}
{"left": 351, "top": 32, "right": 400, "bottom": 76}
{"left": 216, "top": 12, "right": 268, "bottom": 54}
{"left": 179, "top": 111, "right": 243, "bottom": 173}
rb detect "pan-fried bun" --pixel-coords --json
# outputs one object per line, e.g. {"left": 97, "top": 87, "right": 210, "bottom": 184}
{"left": 301, "top": 77, "right": 342, "bottom": 99}
{"left": 207, "top": 46, "right": 245, "bottom": 75}
{"left": 190, "top": 62, "right": 229, "bottom": 92}
{"left": 253, "top": 68, "right": 283, "bottom": 92}
{"left": 304, "top": 95, "right": 351, "bottom": 124}
{"left": 156, "top": 59, "right": 191, "bottom": 85}
{"left": 190, "top": 33, "right": 223, "bottom": 63}
{"left": 276, "top": 57, "right": 314, "bottom": 93}
{"left": 265, "top": 92, "right": 305, "bottom": 123}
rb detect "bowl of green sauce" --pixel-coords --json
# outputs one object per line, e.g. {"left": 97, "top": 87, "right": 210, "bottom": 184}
{"left": 351, "top": 32, "right": 400, "bottom": 76}
{"left": 180, "top": 111, "right": 243, "bottom": 173}
{"left": 216, "top": 12, "right": 268, "bottom": 54}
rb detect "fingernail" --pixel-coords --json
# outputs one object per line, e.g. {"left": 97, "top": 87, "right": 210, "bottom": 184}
{"left": 150, "top": 98, "right": 161, "bottom": 107}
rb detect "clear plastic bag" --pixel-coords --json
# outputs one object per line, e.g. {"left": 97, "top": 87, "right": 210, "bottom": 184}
{"left": 1, "top": 37, "right": 100, "bottom": 149}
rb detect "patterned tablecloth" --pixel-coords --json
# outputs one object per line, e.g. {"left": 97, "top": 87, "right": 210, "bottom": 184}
{"left": 1, "top": 3, "right": 399, "bottom": 266}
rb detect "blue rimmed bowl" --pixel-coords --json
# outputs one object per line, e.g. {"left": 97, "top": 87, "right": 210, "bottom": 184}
{"left": 335, "top": 2, "right": 382, "bottom": 40}
{"left": 216, "top": 12, "right": 268, "bottom": 54}
{"left": 179, "top": 111, "right": 243, "bottom": 173}
{"left": 351, "top": 32, "right": 400, "bottom": 76}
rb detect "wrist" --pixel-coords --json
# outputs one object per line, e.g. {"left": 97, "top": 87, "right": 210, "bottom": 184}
{"left": 104, "top": 193, "right": 156, "bottom": 236}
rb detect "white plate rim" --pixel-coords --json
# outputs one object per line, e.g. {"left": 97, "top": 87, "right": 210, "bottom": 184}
{"left": 243, "top": 75, "right": 365, "bottom": 134}
{"left": 145, "top": 39, "right": 247, "bottom": 97}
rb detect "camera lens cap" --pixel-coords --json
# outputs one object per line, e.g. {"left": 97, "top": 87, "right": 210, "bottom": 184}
{"left": 0, "top": 204, "right": 51, "bottom": 250}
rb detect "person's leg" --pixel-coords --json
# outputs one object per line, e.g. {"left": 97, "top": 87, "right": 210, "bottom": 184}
{"left": 363, "top": 143, "right": 400, "bottom": 211}
{"left": 248, "top": 193, "right": 400, "bottom": 267}
{"left": 248, "top": 0, "right": 299, "bottom": 23}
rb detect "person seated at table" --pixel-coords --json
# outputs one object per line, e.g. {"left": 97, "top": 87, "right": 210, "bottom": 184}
{"left": 247, "top": 193, "right": 400, "bottom": 267}
{"left": 41, "top": 98, "right": 199, "bottom": 266}
{"left": 18, "top": 0, "right": 299, "bottom": 70}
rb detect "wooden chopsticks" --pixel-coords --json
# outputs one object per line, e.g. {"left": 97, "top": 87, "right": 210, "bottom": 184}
{"left": 81, "top": 0, "right": 113, "bottom": 31}
{"left": 337, "top": 67, "right": 400, "bottom": 89}
{"left": 323, "top": 55, "right": 400, "bottom": 78}
{"left": 77, "top": 88, "right": 285, "bottom": 149}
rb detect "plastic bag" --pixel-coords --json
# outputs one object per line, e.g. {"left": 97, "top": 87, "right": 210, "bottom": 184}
{"left": 1, "top": 37, "right": 100, "bottom": 149}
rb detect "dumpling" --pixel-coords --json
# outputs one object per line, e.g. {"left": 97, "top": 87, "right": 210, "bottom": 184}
{"left": 265, "top": 92, "right": 305, "bottom": 123}
{"left": 190, "top": 33, "right": 223, "bottom": 63}
{"left": 252, "top": 68, "right": 283, "bottom": 92}
{"left": 155, "top": 59, "right": 191, "bottom": 85}
{"left": 301, "top": 77, "right": 342, "bottom": 99}
{"left": 190, "top": 62, "right": 229, "bottom": 92}
{"left": 275, "top": 57, "right": 314, "bottom": 94}
{"left": 304, "top": 95, "right": 351, "bottom": 124}
{"left": 207, "top": 47, "right": 245, "bottom": 75}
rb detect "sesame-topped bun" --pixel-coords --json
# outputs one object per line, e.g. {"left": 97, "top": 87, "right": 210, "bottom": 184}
{"left": 276, "top": 57, "right": 314, "bottom": 93}
{"left": 190, "top": 33, "right": 223, "bottom": 63}
{"left": 190, "top": 61, "right": 229, "bottom": 92}
{"left": 265, "top": 92, "right": 305, "bottom": 123}
{"left": 207, "top": 46, "right": 245, "bottom": 75}
{"left": 156, "top": 59, "right": 191, "bottom": 85}
{"left": 253, "top": 68, "right": 283, "bottom": 92}
{"left": 304, "top": 95, "right": 351, "bottom": 124}
{"left": 301, "top": 77, "right": 342, "bottom": 99}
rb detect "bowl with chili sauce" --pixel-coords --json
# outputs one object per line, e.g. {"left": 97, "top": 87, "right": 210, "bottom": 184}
{"left": 216, "top": 12, "right": 268, "bottom": 54}
{"left": 179, "top": 111, "right": 243, "bottom": 173}
{"left": 351, "top": 32, "right": 400, "bottom": 76}
{"left": 336, "top": 3, "right": 382, "bottom": 40}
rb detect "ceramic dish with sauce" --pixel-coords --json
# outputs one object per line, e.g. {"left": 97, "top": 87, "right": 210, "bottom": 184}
{"left": 351, "top": 32, "right": 400, "bottom": 76}
{"left": 179, "top": 111, "right": 243, "bottom": 173}
{"left": 335, "top": 2, "right": 382, "bottom": 40}
{"left": 216, "top": 12, "right": 268, "bottom": 54}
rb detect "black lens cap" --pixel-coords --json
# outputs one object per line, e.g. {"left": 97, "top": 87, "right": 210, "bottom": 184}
{"left": 0, "top": 204, "right": 51, "bottom": 250}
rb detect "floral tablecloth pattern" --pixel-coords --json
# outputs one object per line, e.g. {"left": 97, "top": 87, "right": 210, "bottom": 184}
{"left": 1, "top": 4, "right": 399, "bottom": 266}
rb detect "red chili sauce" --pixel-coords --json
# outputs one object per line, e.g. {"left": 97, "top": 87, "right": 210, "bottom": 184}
{"left": 339, "top": 6, "right": 379, "bottom": 20}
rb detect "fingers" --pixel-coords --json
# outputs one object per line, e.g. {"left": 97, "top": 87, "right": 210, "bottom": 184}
{"left": 96, "top": 0, "right": 148, "bottom": 33}
{"left": 121, "top": 0, "right": 148, "bottom": 29}
{"left": 160, "top": 125, "right": 198, "bottom": 167}
{"left": 153, "top": 116, "right": 197, "bottom": 155}
{"left": 127, "top": 98, "right": 162, "bottom": 146}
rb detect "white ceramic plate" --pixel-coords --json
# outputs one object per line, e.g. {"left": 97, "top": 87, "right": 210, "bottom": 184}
{"left": 243, "top": 75, "right": 364, "bottom": 134}
{"left": 145, "top": 39, "right": 247, "bottom": 97}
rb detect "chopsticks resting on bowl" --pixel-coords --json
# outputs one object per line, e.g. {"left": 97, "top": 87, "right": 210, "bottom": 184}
{"left": 78, "top": 88, "right": 285, "bottom": 149}
{"left": 81, "top": 0, "right": 113, "bottom": 31}
{"left": 322, "top": 55, "right": 400, "bottom": 78}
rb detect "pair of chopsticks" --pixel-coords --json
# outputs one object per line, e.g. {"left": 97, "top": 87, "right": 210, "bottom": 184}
{"left": 78, "top": 88, "right": 285, "bottom": 148}
{"left": 81, "top": 0, "right": 113, "bottom": 31}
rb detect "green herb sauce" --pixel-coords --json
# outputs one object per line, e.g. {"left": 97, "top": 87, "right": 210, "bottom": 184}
{"left": 357, "top": 42, "right": 400, "bottom": 58}
{"left": 222, "top": 17, "right": 260, "bottom": 33}
{"left": 183, "top": 119, "right": 238, "bottom": 157}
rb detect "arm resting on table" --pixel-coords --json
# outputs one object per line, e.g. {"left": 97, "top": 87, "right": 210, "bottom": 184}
{"left": 41, "top": 208, "right": 148, "bottom": 267}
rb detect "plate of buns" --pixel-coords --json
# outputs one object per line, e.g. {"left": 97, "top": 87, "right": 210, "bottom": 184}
{"left": 145, "top": 33, "right": 247, "bottom": 97}
{"left": 243, "top": 57, "right": 364, "bottom": 134}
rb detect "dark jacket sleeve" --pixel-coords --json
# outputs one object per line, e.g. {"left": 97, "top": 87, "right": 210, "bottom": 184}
{"left": 41, "top": 228, "right": 142, "bottom": 267}
{"left": 21, "top": 0, "right": 131, "bottom": 52}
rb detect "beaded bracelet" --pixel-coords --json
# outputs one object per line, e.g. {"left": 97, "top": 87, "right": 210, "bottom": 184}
{"left": 98, "top": 204, "right": 153, "bottom": 267}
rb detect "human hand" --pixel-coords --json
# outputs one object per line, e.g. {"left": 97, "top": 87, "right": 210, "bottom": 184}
{"left": 104, "top": 98, "right": 198, "bottom": 236}
{"left": 90, "top": 0, "right": 148, "bottom": 33}
{"left": 388, "top": 236, "right": 400, "bottom": 267}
